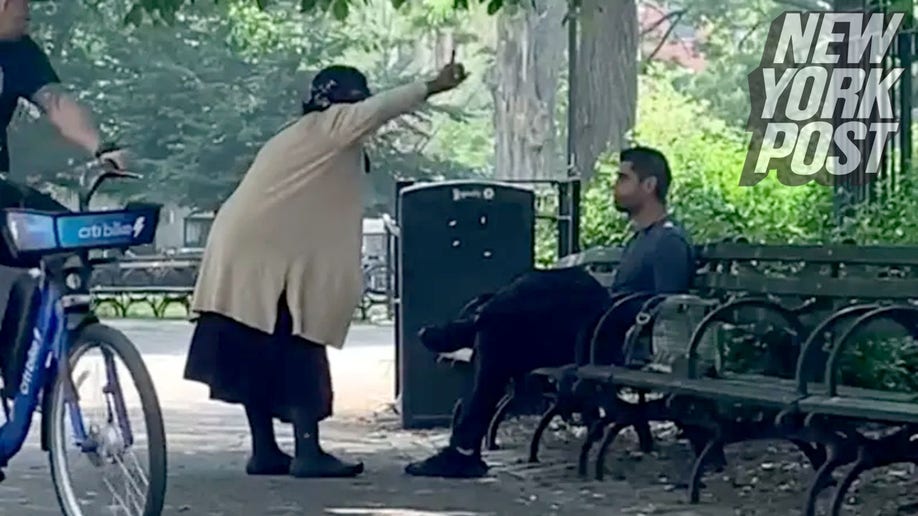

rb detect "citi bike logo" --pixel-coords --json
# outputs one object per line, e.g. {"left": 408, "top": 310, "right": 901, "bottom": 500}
{"left": 19, "top": 328, "right": 42, "bottom": 396}
{"left": 77, "top": 216, "right": 146, "bottom": 240}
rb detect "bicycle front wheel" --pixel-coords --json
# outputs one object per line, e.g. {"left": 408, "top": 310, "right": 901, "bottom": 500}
{"left": 47, "top": 323, "right": 167, "bottom": 516}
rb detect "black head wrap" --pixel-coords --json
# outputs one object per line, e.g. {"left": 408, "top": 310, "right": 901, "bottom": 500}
{"left": 302, "top": 65, "right": 373, "bottom": 173}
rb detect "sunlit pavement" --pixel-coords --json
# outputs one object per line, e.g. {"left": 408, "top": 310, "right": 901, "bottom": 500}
{"left": 0, "top": 320, "right": 725, "bottom": 515}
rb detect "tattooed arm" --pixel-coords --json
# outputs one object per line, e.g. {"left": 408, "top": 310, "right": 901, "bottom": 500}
{"left": 12, "top": 37, "right": 124, "bottom": 167}
{"left": 29, "top": 84, "right": 101, "bottom": 156}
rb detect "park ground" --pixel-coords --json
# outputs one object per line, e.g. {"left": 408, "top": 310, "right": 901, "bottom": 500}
{"left": 0, "top": 319, "right": 916, "bottom": 515}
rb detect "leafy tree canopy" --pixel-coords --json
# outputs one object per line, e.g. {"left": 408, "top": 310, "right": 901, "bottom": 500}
{"left": 109, "top": 0, "right": 531, "bottom": 24}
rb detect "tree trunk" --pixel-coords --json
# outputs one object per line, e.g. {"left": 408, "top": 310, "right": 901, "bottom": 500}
{"left": 573, "top": 0, "right": 638, "bottom": 183}
{"left": 489, "top": 1, "right": 567, "bottom": 181}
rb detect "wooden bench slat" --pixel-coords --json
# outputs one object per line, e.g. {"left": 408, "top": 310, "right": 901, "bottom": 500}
{"left": 700, "top": 243, "right": 918, "bottom": 266}
{"left": 798, "top": 395, "right": 918, "bottom": 424}
{"left": 701, "top": 274, "right": 918, "bottom": 298}
{"left": 92, "top": 287, "right": 193, "bottom": 294}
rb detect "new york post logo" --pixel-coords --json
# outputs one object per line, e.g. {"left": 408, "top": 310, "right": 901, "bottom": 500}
{"left": 741, "top": 11, "right": 905, "bottom": 187}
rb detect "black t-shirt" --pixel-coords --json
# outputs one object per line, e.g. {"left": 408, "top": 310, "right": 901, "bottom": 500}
{"left": 0, "top": 36, "right": 60, "bottom": 173}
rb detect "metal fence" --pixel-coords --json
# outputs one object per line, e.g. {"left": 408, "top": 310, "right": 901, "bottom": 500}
{"left": 833, "top": 0, "right": 916, "bottom": 213}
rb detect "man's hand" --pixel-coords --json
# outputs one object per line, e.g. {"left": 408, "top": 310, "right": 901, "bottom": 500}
{"left": 426, "top": 50, "right": 468, "bottom": 97}
{"left": 30, "top": 84, "right": 106, "bottom": 161}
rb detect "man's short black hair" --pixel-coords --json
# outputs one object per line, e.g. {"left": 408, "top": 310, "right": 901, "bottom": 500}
{"left": 620, "top": 146, "right": 671, "bottom": 203}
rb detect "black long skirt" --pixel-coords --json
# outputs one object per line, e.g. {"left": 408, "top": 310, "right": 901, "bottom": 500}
{"left": 183, "top": 295, "right": 333, "bottom": 424}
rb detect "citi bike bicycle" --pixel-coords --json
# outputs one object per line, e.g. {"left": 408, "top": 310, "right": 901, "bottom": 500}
{"left": 0, "top": 163, "right": 167, "bottom": 515}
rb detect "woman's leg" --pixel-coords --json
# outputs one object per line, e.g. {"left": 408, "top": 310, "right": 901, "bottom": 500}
{"left": 243, "top": 403, "right": 291, "bottom": 475}
{"left": 269, "top": 293, "right": 363, "bottom": 478}
{"left": 183, "top": 312, "right": 292, "bottom": 475}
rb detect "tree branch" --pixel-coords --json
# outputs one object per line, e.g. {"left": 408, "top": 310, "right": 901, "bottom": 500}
{"left": 645, "top": 10, "right": 687, "bottom": 62}
{"left": 737, "top": 20, "right": 766, "bottom": 50}
{"left": 640, "top": 9, "right": 688, "bottom": 39}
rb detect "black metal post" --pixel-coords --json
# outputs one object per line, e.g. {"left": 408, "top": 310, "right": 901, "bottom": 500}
{"left": 557, "top": 181, "right": 571, "bottom": 258}
{"left": 898, "top": 28, "right": 913, "bottom": 186}
{"left": 564, "top": 0, "right": 582, "bottom": 256}
{"left": 393, "top": 178, "right": 415, "bottom": 399}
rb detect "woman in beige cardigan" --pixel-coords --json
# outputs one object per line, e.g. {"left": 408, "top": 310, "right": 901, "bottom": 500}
{"left": 184, "top": 60, "right": 467, "bottom": 478}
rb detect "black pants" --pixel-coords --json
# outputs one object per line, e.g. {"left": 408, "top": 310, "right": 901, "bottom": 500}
{"left": 448, "top": 270, "right": 642, "bottom": 452}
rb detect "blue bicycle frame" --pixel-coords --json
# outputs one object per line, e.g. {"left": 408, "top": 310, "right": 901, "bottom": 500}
{"left": 0, "top": 270, "right": 74, "bottom": 466}
{"left": 0, "top": 270, "right": 136, "bottom": 474}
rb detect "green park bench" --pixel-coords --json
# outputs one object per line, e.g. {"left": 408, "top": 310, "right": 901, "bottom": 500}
{"left": 562, "top": 243, "right": 918, "bottom": 516}
{"left": 91, "top": 285, "right": 195, "bottom": 318}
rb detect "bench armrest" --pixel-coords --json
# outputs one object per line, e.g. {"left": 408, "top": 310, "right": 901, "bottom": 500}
{"left": 794, "top": 303, "right": 881, "bottom": 395}
{"left": 621, "top": 293, "right": 720, "bottom": 366}
{"left": 686, "top": 295, "right": 805, "bottom": 379}
{"left": 824, "top": 304, "right": 918, "bottom": 396}
{"left": 583, "top": 291, "right": 655, "bottom": 365}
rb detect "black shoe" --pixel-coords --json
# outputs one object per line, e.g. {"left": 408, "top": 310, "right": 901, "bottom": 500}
{"left": 418, "top": 320, "right": 476, "bottom": 354}
{"left": 290, "top": 451, "right": 364, "bottom": 478}
{"left": 404, "top": 447, "right": 489, "bottom": 479}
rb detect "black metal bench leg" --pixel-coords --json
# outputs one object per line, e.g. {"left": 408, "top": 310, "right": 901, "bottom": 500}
{"left": 790, "top": 439, "right": 827, "bottom": 471}
{"left": 689, "top": 437, "right": 724, "bottom": 504}
{"left": 635, "top": 419, "right": 653, "bottom": 453}
{"left": 683, "top": 426, "right": 726, "bottom": 471}
{"left": 578, "top": 416, "right": 610, "bottom": 477}
{"left": 803, "top": 444, "right": 847, "bottom": 516}
{"left": 595, "top": 422, "right": 626, "bottom": 481}
{"left": 528, "top": 402, "right": 560, "bottom": 463}
{"left": 485, "top": 392, "right": 514, "bottom": 451}
{"left": 829, "top": 458, "right": 870, "bottom": 516}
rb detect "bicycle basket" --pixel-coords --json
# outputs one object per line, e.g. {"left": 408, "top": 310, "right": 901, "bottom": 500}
{"left": 2, "top": 205, "right": 161, "bottom": 258}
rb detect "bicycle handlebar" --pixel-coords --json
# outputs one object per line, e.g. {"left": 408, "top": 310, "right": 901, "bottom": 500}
{"left": 77, "top": 154, "right": 143, "bottom": 211}
{"left": 4, "top": 151, "right": 142, "bottom": 213}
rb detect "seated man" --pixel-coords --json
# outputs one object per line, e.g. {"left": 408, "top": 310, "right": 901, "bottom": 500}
{"left": 404, "top": 145, "right": 695, "bottom": 479}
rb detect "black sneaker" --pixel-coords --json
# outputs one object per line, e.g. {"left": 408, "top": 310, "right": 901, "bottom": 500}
{"left": 404, "top": 447, "right": 489, "bottom": 479}
{"left": 417, "top": 319, "right": 476, "bottom": 354}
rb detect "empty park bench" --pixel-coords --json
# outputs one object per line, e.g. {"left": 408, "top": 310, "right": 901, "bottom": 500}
{"left": 565, "top": 243, "right": 918, "bottom": 515}
{"left": 91, "top": 285, "right": 194, "bottom": 318}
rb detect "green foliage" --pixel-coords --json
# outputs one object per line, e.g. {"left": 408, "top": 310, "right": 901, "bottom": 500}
{"left": 120, "top": 0, "right": 529, "bottom": 24}
{"left": 573, "top": 65, "right": 834, "bottom": 256}
{"left": 15, "top": 0, "right": 493, "bottom": 211}
{"left": 574, "top": 65, "right": 918, "bottom": 252}
{"left": 838, "top": 336, "right": 918, "bottom": 394}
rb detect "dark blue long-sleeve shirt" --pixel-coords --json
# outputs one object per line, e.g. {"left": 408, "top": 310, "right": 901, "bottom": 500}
{"left": 611, "top": 218, "right": 694, "bottom": 295}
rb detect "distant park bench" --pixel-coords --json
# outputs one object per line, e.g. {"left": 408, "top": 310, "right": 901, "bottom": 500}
{"left": 91, "top": 284, "right": 390, "bottom": 321}
{"left": 91, "top": 286, "right": 194, "bottom": 318}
